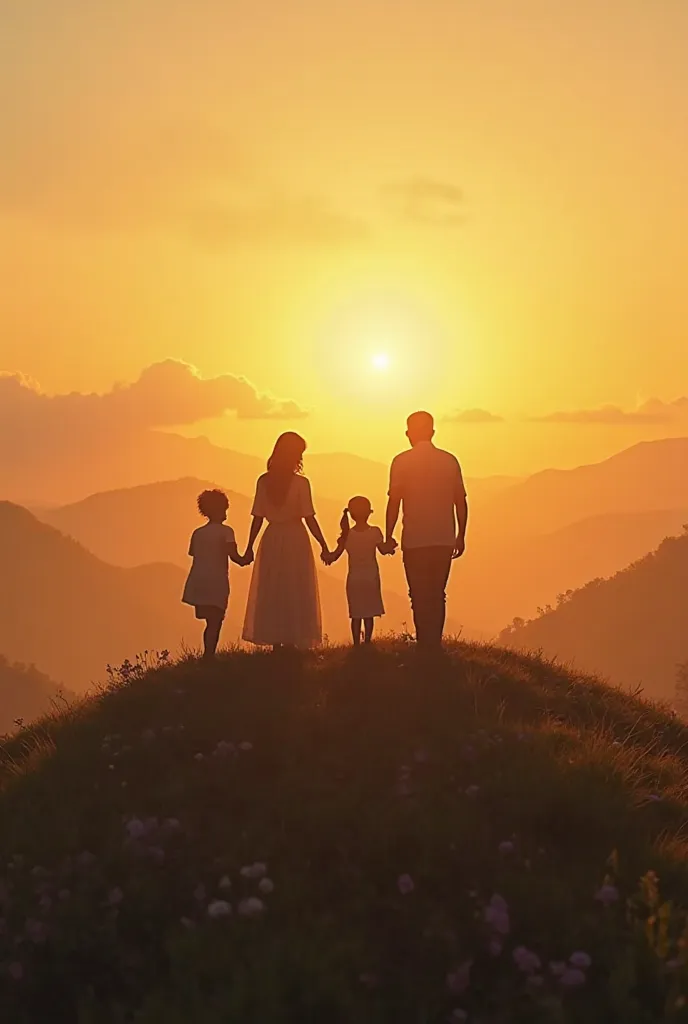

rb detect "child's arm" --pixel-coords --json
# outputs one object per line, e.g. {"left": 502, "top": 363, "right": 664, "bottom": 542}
{"left": 376, "top": 528, "right": 396, "bottom": 555}
{"left": 323, "top": 539, "right": 347, "bottom": 566}
{"left": 227, "top": 541, "right": 246, "bottom": 566}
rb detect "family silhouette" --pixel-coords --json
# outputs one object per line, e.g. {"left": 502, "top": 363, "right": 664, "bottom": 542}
{"left": 182, "top": 412, "right": 468, "bottom": 657}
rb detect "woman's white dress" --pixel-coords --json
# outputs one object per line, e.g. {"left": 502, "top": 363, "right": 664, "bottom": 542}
{"left": 242, "top": 474, "right": 322, "bottom": 648}
{"left": 345, "top": 525, "right": 385, "bottom": 619}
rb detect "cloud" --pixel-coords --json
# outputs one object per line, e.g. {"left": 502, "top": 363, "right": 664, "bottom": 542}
{"left": 0, "top": 117, "right": 368, "bottom": 250}
{"left": 381, "top": 176, "right": 465, "bottom": 226}
{"left": 444, "top": 408, "right": 504, "bottom": 424}
{"left": 532, "top": 397, "right": 688, "bottom": 425}
{"left": 0, "top": 361, "right": 306, "bottom": 447}
{"left": 185, "top": 197, "right": 369, "bottom": 250}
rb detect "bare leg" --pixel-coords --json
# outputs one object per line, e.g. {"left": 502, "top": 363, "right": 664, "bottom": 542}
{"left": 363, "top": 618, "right": 374, "bottom": 644}
{"left": 203, "top": 610, "right": 224, "bottom": 660}
{"left": 351, "top": 618, "right": 362, "bottom": 645}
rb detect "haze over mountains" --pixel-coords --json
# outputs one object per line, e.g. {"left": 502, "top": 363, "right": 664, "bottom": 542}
{"left": 3, "top": 425, "right": 688, "bottom": 712}
{"left": 501, "top": 531, "right": 688, "bottom": 702}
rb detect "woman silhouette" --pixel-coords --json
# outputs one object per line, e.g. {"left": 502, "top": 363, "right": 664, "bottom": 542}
{"left": 242, "top": 432, "right": 328, "bottom": 650}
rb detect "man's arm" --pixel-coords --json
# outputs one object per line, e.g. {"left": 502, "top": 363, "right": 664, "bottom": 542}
{"left": 385, "top": 495, "right": 401, "bottom": 548}
{"left": 385, "top": 456, "right": 402, "bottom": 549}
{"left": 453, "top": 492, "right": 468, "bottom": 558}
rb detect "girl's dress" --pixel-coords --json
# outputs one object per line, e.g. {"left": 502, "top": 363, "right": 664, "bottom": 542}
{"left": 182, "top": 522, "right": 236, "bottom": 617}
{"left": 345, "top": 525, "right": 385, "bottom": 619}
{"left": 242, "top": 473, "right": 322, "bottom": 647}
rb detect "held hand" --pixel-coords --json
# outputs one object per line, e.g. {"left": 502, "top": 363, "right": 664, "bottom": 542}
{"left": 383, "top": 536, "right": 398, "bottom": 556}
{"left": 243, "top": 548, "right": 255, "bottom": 566}
{"left": 452, "top": 536, "right": 465, "bottom": 560}
{"left": 320, "top": 546, "right": 331, "bottom": 565}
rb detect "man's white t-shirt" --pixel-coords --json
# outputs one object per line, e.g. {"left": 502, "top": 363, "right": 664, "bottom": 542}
{"left": 388, "top": 441, "right": 466, "bottom": 550}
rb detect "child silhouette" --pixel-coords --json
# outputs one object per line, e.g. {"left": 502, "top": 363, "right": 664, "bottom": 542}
{"left": 324, "top": 496, "right": 395, "bottom": 645}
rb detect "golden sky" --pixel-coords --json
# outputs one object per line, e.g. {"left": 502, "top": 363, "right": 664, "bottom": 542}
{"left": 2, "top": 0, "right": 688, "bottom": 476}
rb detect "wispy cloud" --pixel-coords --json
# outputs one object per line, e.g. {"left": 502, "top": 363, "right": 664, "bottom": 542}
{"left": 443, "top": 408, "right": 503, "bottom": 424}
{"left": 0, "top": 117, "right": 368, "bottom": 250}
{"left": 381, "top": 176, "right": 465, "bottom": 226}
{"left": 532, "top": 398, "right": 688, "bottom": 425}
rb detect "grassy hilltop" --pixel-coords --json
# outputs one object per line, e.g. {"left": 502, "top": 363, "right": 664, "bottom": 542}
{"left": 3, "top": 642, "right": 688, "bottom": 1022}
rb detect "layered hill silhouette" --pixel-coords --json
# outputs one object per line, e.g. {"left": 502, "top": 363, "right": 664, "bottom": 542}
{"left": 451, "top": 437, "right": 688, "bottom": 632}
{"left": 0, "top": 655, "right": 70, "bottom": 735}
{"left": 3, "top": 642, "right": 688, "bottom": 1020}
{"left": 501, "top": 530, "right": 688, "bottom": 701}
{"left": 0, "top": 502, "right": 193, "bottom": 690}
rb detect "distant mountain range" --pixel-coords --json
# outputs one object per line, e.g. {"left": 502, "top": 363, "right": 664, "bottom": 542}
{"left": 0, "top": 656, "right": 70, "bottom": 735}
{"left": 500, "top": 530, "right": 688, "bottom": 701}
{"left": 0, "top": 502, "right": 193, "bottom": 690}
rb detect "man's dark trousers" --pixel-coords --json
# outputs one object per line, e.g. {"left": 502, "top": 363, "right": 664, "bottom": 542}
{"left": 402, "top": 546, "right": 454, "bottom": 648}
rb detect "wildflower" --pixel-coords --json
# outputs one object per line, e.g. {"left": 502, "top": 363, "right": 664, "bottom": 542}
{"left": 489, "top": 939, "right": 503, "bottom": 957}
{"left": 8, "top": 961, "right": 23, "bottom": 981}
{"left": 147, "top": 846, "right": 165, "bottom": 864}
{"left": 569, "top": 951, "right": 592, "bottom": 969}
{"left": 76, "top": 851, "right": 96, "bottom": 868}
{"left": 238, "top": 897, "right": 266, "bottom": 918}
{"left": 484, "top": 894, "right": 510, "bottom": 936}
{"left": 240, "top": 862, "right": 267, "bottom": 880}
{"left": 125, "top": 818, "right": 147, "bottom": 840}
{"left": 193, "top": 884, "right": 207, "bottom": 902}
{"left": 449, "top": 1012, "right": 468, "bottom": 1023}
{"left": 258, "top": 877, "right": 274, "bottom": 895}
{"left": 38, "top": 895, "right": 52, "bottom": 912}
{"left": 513, "top": 946, "right": 542, "bottom": 974}
{"left": 397, "top": 873, "right": 415, "bottom": 895}
{"left": 25, "top": 918, "right": 47, "bottom": 944}
{"left": 107, "top": 887, "right": 124, "bottom": 906}
{"left": 207, "top": 900, "right": 232, "bottom": 919}
{"left": 180, "top": 916, "right": 195, "bottom": 929}
{"left": 163, "top": 817, "right": 181, "bottom": 833}
{"left": 595, "top": 883, "right": 619, "bottom": 906}
{"left": 214, "top": 740, "right": 236, "bottom": 757}
{"left": 498, "top": 840, "right": 515, "bottom": 856}
{"left": 414, "top": 747, "right": 429, "bottom": 764}
{"left": 58, "top": 889, "right": 71, "bottom": 902}
{"left": 239, "top": 741, "right": 253, "bottom": 752}
{"left": 560, "top": 967, "right": 586, "bottom": 987}
{"left": 527, "top": 975, "right": 545, "bottom": 988}
{"left": 549, "top": 961, "right": 566, "bottom": 977}
{"left": 142, "top": 729, "right": 156, "bottom": 741}
{"left": 194, "top": 753, "right": 205, "bottom": 761}
{"left": 446, "top": 959, "right": 472, "bottom": 994}
{"left": 648, "top": 794, "right": 661, "bottom": 802}
{"left": 465, "top": 785, "right": 480, "bottom": 799}
{"left": 359, "top": 972, "right": 378, "bottom": 989}
{"left": 219, "top": 875, "right": 232, "bottom": 891}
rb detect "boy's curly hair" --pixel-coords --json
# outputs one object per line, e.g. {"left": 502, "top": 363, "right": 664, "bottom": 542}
{"left": 197, "top": 489, "right": 229, "bottom": 518}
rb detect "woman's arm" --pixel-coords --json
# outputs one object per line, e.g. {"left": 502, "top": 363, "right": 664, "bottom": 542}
{"left": 244, "top": 516, "right": 264, "bottom": 562}
{"left": 324, "top": 538, "right": 347, "bottom": 565}
{"left": 305, "top": 514, "right": 328, "bottom": 555}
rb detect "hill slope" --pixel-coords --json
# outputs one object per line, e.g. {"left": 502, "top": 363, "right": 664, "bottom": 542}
{"left": 477, "top": 437, "right": 688, "bottom": 537}
{"left": 501, "top": 531, "right": 688, "bottom": 700}
{"left": 0, "top": 502, "right": 193, "bottom": 689}
{"left": 2, "top": 643, "right": 688, "bottom": 1021}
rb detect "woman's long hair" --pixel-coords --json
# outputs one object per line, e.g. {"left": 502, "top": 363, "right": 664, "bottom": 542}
{"left": 265, "top": 432, "right": 307, "bottom": 505}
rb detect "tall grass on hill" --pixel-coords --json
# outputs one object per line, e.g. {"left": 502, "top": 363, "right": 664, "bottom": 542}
{"left": 2, "top": 642, "right": 688, "bottom": 1021}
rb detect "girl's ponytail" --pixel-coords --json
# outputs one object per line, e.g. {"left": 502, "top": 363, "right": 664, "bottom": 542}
{"left": 338, "top": 507, "right": 351, "bottom": 545}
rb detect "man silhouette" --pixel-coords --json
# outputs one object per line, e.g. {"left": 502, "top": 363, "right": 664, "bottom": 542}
{"left": 385, "top": 411, "right": 468, "bottom": 649}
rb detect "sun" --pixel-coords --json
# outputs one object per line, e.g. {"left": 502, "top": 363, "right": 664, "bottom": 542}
{"left": 370, "top": 351, "right": 391, "bottom": 372}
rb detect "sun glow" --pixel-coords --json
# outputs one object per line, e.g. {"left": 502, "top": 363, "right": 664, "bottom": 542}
{"left": 370, "top": 351, "right": 391, "bottom": 372}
